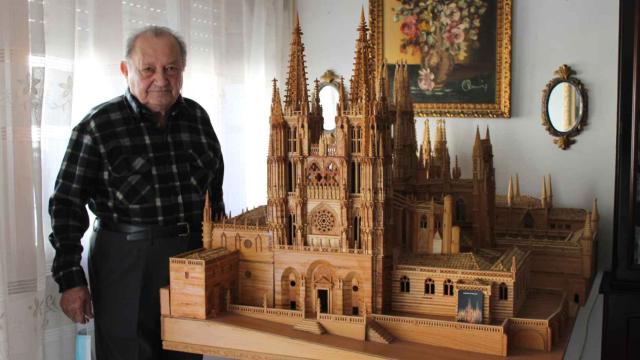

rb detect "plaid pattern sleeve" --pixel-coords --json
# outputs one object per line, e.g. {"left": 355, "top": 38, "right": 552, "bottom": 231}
{"left": 48, "top": 121, "right": 100, "bottom": 292}
{"left": 49, "top": 90, "right": 225, "bottom": 293}
{"left": 201, "top": 109, "right": 225, "bottom": 220}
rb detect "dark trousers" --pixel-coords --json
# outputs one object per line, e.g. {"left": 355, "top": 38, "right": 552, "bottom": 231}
{"left": 89, "top": 223, "right": 203, "bottom": 360}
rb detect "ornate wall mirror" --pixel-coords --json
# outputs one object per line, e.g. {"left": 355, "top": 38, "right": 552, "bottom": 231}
{"left": 541, "top": 64, "right": 588, "bottom": 149}
{"left": 318, "top": 70, "right": 340, "bottom": 130}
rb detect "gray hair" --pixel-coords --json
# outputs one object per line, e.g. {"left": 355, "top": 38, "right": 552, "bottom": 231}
{"left": 125, "top": 26, "right": 187, "bottom": 65}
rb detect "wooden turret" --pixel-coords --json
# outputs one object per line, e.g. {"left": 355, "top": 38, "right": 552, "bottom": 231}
{"left": 202, "top": 191, "right": 212, "bottom": 249}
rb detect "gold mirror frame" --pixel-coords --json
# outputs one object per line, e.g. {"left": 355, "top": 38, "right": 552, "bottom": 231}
{"left": 318, "top": 70, "right": 340, "bottom": 131}
{"left": 541, "top": 65, "right": 588, "bottom": 150}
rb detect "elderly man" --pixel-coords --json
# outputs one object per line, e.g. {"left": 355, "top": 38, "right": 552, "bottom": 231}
{"left": 49, "top": 26, "right": 223, "bottom": 359}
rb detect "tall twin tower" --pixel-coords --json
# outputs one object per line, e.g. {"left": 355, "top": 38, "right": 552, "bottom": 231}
{"left": 268, "top": 12, "right": 395, "bottom": 256}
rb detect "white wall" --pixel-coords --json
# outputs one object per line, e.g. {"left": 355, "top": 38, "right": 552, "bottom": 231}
{"left": 297, "top": 0, "right": 619, "bottom": 271}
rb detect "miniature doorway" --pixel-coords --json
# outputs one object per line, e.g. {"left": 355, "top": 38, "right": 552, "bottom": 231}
{"left": 281, "top": 268, "right": 300, "bottom": 310}
{"left": 523, "top": 211, "right": 535, "bottom": 228}
{"left": 309, "top": 262, "right": 335, "bottom": 315}
{"left": 288, "top": 273, "right": 299, "bottom": 309}
{"left": 343, "top": 274, "right": 361, "bottom": 316}
{"left": 317, "top": 289, "right": 329, "bottom": 313}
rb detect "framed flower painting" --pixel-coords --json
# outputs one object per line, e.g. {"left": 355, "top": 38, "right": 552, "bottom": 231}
{"left": 370, "top": 0, "right": 512, "bottom": 117}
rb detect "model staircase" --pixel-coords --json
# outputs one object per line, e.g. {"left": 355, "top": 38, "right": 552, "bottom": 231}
{"left": 367, "top": 320, "right": 395, "bottom": 344}
{"left": 293, "top": 319, "right": 326, "bottom": 335}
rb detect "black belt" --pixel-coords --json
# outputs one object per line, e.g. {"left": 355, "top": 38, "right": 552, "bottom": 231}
{"left": 94, "top": 219, "right": 194, "bottom": 241}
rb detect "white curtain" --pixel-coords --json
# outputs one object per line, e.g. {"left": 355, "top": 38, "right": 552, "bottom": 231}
{"left": 0, "top": 0, "right": 292, "bottom": 358}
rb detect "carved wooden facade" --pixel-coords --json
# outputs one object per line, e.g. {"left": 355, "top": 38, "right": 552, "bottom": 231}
{"left": 165, "top": 12, "right": 598, "bottom": 356}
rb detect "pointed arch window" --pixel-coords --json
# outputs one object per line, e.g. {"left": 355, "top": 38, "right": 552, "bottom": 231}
{"left": 443, "top": 279, "right": 454, "bottom": 296}
{"left": 401, "top": 210, "right": 409, "bottom": 248}
{"left": 424, "top": 278, "right": 435, "bottom": 294}
{"left": 288, "top": 126, "right": 298, "bottom": 153}
{"left": 350, "top": 161, "right": 361, "bottom": 194}
{"left": 400, "top": 276, "right": 410, "bottom": 293}
{"left": 287, "top": 214, "right": 295, "bottom": 246}
{"left": 287, "top": 160, "right": 296, "bottom": 192}
{"left": 420, "top": 215, "right": 428, "bottom": 229}
{"left": 351, "top": 126, "right": 362, "bottom": 154}
{"left": 455, "top": 199, "right": 466, "bottom": 221}
{"left": 353, "top": 215, "right": 362, "bottom": 249}
{"left": 523, "top": 211, "right": 535, "bottom": 228}
{"left": 499, "top": 283, "right": 509, "bottom": 300}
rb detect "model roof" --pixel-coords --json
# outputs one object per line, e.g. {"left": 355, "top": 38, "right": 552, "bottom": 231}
{"left": 180, "top": 247, "right": 233, "bottom": 261}
{"left": 228, "top": 205, "right": 268, "bottom": 226}
{"left": 399, "top": 246, "right": 526, "bottom": 272}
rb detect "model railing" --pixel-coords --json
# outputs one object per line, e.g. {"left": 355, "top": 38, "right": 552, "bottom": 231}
{"left": 211, "top": 223, "right": 269, "bottom": 231}
{"left": 371, "top": 314, "right": 505, "bottom": 333}
{"left": 318, "top": 313, "right": 364, "bottom": 324}
{"left": 507, "top": 318, "right": 549, "bottom": 328}
{"left": 273, "top": 244, "right": 369, "bottom": 255}
{"left": 306, "top": 184, "right": 341, "bottom": 199}
{"left": 394, "top": 264, "right": 514, "bottom": 279}
{"left": 228, "top": 303, "right": 303, "bottom": 319}
{"left": 309, "top": 144, "right": 337, "bottom": 156}
{"left": 169, "top": 258, "right": 203, "bottom": 266}
{"left": 494, "top": 227, "right": 571, "bottom": 241}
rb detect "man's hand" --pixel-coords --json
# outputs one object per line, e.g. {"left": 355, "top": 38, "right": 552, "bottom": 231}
{"left": 60, "top": 286, "right": 93, "bottom": 324}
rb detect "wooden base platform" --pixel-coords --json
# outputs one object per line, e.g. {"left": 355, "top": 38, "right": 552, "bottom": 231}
{"left": 161, "top": 313, "right": 573, "bottom": 359}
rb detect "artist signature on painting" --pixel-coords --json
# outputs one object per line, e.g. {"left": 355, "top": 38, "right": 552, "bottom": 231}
{"left": 461, "top": 79, "right": 488, "bottom": 92}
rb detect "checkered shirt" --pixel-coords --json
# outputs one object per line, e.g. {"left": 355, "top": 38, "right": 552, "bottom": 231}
{"left": 49, "top": 89, "right": 225, "bottom": 292}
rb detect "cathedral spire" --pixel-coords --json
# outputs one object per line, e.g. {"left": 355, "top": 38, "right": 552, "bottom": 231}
{"left": 452, "top": 155, "right": 461, "bottom": 179}
{"left": 546, "top": 174, "right": 553, "bottom": 207}
{"left": 541, "top": 176, "right": 548, "bottom": 208}
{"left": 507, "top": 176, "right": 514, "bottom": 206}
{"left": 434, "top": 120, "right": 443, "bottom": 145}
{"left": 270, "top": 78, "right": 284, "bottom": 121}
{"left": 591, "top": 198, "right": 599, "bottom": 232}
{"left": 312, "top": 78, "right": 321, "bottom": 115}
{"left": 472, "top": 126, "right": 481, "bottom": 158}
{"left": 443, "top": 120, "right": 448, "bottom": 142}
{"left": 376, "top": 62, "right": 388, "bottom": 104}
{"left": 349, "top": 7, "right": 374, "bottom": 109}
{"left": 583, "top": 211, "right": 593, "bottom": 239}
{"left": 337, "top": 76, "right": 347, "bottom": 115}
{"left": 392, "top": 61, "right": 412, "bottom": 111}
{"left": 591, "top": 198, "right": 599, "bottom": 221}
{"left": 284, "top": 13, "right": 309, "bottom": 114}
{"left": 393, "top": 62, "right": 402, "bottom": 108}
{"left": 203, "top": 190, "right": 212, "bottom": 223}
{"left": 421, "top": 119, "right": 431, "bottom": 167}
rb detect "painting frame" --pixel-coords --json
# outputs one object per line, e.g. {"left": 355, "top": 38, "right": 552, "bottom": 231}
{"left": 370, "top": 0, "right": 512, "bottom": 118}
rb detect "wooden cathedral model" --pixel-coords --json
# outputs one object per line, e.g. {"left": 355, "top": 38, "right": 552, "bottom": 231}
{"left": 160, "top": 13, "right": 598, "bottom": 359}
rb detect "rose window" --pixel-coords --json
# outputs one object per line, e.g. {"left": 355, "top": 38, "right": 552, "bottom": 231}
{"left": 314, "top": 209, "right": 336, "bottom": 233}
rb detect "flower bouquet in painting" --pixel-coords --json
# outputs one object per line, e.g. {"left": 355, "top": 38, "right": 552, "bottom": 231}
{"left": 393, "top": 0, "right": 489, "bottom": 93}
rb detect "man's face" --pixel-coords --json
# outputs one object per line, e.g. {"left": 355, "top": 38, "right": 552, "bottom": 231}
{"left": 120, "top": 34, "right": 184, "bottom": 115}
